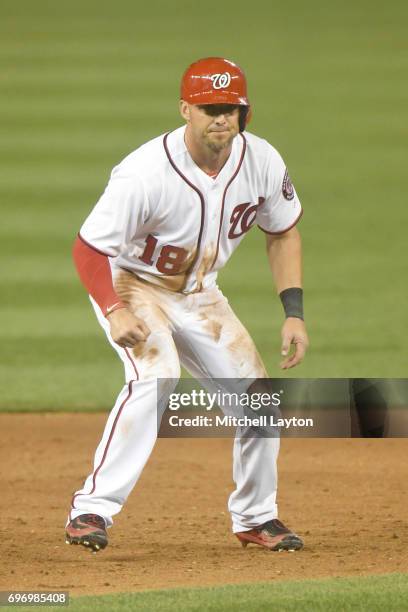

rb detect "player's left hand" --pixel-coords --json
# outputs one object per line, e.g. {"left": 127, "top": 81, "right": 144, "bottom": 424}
{"left": 280, "top": 317, "right": 309, "bottom": 370}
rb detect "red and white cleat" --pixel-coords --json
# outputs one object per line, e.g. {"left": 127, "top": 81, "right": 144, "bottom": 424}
{"left": 236, "top": 519, "right": 303, "bottom": 551}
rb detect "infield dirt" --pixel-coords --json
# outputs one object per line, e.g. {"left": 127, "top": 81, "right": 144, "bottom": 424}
{"left": 1, "top": 414, "right": 407, "bottom": 596}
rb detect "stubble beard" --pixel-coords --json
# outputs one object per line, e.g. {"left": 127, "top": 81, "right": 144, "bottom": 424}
{"left": 204, "top": 131, "right": 236, "bottom": 153}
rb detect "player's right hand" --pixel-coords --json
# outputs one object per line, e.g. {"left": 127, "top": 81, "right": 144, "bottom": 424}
{"left": 106, "top": 307, "right": 151, "bottom": 348}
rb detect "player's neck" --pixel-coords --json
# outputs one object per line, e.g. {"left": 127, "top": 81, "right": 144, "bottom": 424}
{"left": 184, "top": 129, "right": 233, "bottom": 175}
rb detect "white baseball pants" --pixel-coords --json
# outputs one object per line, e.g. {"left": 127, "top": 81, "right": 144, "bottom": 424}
{"left": 69, "top": 272, "right": 280, "bottom": 533}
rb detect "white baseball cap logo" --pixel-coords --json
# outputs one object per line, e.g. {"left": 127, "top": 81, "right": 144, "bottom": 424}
{"left": 210, "top": 72, "right": 231, "bottom": 89}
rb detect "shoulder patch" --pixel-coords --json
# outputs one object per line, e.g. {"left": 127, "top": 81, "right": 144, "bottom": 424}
{"left": 282, "top": 168, "right": 294, "bottom": 201}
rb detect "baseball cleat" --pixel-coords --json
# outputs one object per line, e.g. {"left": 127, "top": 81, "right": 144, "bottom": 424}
{"left": 65, "top": 514, "right": 108, "bottom": 552}
{"left": 236, "top": 519, "right": 303, "bottom": 552}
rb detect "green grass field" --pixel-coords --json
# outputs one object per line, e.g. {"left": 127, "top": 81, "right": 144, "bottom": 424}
{"left": 1, "top": 0, "right": 407, "bottom": 411}
{"left": 69, "top": 574, "right": 408, "bottom": 611}
{"left": 13, "top": 574, "right": 408, "bottom": 611}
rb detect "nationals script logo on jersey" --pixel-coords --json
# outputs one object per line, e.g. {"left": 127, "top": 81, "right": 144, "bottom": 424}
{"left": 228, "top": 198, "right": 265, "bottom": 239}
{"left": 210, "top": 72, "right": 231, "bottom": 89}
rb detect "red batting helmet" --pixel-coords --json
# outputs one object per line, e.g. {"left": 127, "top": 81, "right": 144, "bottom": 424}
{"left": 180, "top": 57, "right": 251, "bottom": 131}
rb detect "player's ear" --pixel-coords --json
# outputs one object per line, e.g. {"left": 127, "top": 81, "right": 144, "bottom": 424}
{"left": 179, "top": 100, "right": 190, "bottom": 122}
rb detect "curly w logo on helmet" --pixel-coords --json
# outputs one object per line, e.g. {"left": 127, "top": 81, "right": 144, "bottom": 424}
{"left": 210, "top": 72, "right": 231, "bottom": 89}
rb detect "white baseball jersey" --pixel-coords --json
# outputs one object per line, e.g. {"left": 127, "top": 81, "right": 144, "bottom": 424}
{"left": 80, "top": 126, "right": 302, "bottom": 293}
{"left": 69, "top": 126, "right": 303, "bottom": 534}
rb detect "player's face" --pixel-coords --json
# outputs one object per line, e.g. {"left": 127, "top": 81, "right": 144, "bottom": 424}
{"left": 180, "top": 102, "right": 240, "bottom": 153}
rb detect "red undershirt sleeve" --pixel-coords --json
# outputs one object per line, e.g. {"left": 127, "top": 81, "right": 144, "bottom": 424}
{"left": 72, "top": 234, "right": 126, "bottom": 317}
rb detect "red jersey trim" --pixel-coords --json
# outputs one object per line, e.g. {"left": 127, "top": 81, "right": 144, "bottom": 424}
{"left": 211, "top": 133, "right": 247, "bottom": 270}
{"left": 258, "top": 208, "right": 303, "bottom": 236}
{"left": 163, "top": 132, "right": 206, "bottom": 288}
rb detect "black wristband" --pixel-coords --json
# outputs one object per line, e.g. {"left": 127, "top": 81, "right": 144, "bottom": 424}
{"left": 279, "top": 287, "right": 304, "bottom": 320}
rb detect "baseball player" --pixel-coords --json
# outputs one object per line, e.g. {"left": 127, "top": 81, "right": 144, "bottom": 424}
{"left": 65, "top": 57, "right": 309, "bottom": 553}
